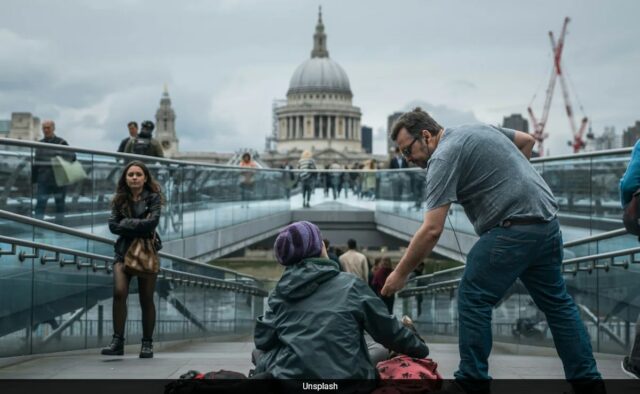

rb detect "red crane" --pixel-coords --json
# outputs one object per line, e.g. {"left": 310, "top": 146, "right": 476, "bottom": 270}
{"left": 528, "top": 17, "right": 589, "bottom": 156}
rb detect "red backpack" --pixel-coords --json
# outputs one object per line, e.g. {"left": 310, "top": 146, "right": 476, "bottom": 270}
{"left": 375, "top": 355, "right": 443, "bottom": 393}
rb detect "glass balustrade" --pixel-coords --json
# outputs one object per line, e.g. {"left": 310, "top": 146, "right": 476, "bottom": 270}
{"left": 0, "top": 140, "right": 290, "bottom": 245}
{"left": 0, "top": 231, "right": 267, "bottom": 358}
{"left": 2, "top": 138, "right": 638, "bottom": 358}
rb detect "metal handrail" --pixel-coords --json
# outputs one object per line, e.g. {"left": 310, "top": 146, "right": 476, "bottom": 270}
{"left": 406, "top": 229, "right": 632, "bottom": 286}
{"left": 563, "top": 228, "right": 628, "bottom": 248}
{"left": 0, "top": 137, "right": 284, "bottom": 172}
{"left": 399, "top": 246, "right": 640, "bottom": 298}
{"left": 0, "top": 234, "right": 267, "bottom": 296}
{"left": 0, "top": 209, "right": 259, "bottom": 282}
{"left": 530, "top": 147, "right": 632, "bottom": 163}
{"left": 561, "top": 246, "right": 640, "bottom": 266}
{"left": 0, "top": 137, "right": 410, "bottom": 174}
{"left": 0, "top": 138, "right": 412, "bottom": 175}
{"left": 5, "top": 137, "right": 633, "bottom": 171}
{"left": 0, "top": 235, "right": 112, "bottom": 265}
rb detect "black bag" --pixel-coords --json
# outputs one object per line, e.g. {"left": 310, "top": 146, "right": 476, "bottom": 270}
{"left": 623, "top": 189, "right": 640, "bottom": 236}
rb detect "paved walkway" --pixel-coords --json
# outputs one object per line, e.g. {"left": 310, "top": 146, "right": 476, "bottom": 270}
{"left": 0, "top": 336, "right": 629, "bottom": 379}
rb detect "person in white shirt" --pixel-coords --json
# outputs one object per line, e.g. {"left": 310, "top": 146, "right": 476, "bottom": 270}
{"left": 339, "top": 239, "right": 368, "bottom": 282}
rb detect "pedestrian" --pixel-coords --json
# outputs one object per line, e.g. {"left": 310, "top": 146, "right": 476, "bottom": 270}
{"left": 124, "top": 120, "right": 164, "bottom": 157}
{"left": 372, "top": 256, "right": 395, "bottom": 314}
{"left": 619, "top": 138, "right": 640, "bottom": 379}
{"left": 338, "top": 238, "right": 369, "bottom": 283}
{"left": 32, "top": 120, "right": 76, "bottom": 224}
{"left": 329, "top": 162, "right": 342, "bottom": 200}
{"left": 323, "top": 238, "right": 341, "bottom": 266}
{"left": 239, "top": 152, "right": 258, "bottom": 206}
{"left": 382, "top": 107, "right": 603, "bottom": 393}
{"left": 252, "top": 221, "right": 428, "bottom": 379}
{"left": 102, "top": 160, "right": 163, "bottom": 359}
{"left": 388, "top": 147, "right": 410, "bottom": 210}
{"left": 408, "top": 261, "right": 425, "bottom": 317}
{"left": 280, "top": 161, "right": 295, "bottom": 199}
{"left": 298, "top": 150, "right": 316, "bottom": 208}
{"left": 118, "top": 121, "right": 138, "bottom": 153}
{"left": 362, "top": 159, "right": 377, "bottom": 199}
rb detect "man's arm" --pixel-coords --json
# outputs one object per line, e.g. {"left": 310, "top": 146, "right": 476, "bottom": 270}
{"left": 511, "top": 130, "right": 536, "bottom": 159}
{"left": 381, "top": 203, "right": 450, "bottom": 296}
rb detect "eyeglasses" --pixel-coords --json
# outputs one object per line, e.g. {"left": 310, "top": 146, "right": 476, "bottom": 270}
{"left": 400, "top": 138, "right": 419, "bottom": 158}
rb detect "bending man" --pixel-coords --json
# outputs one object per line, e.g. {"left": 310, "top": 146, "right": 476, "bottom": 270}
{"left": 382, "top": 108, "right": 602, "bottom": 393}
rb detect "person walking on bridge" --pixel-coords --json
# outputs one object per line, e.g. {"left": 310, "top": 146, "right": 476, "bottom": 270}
{"left": 32, "top": 120, "right": 76, "bottom": 224}
{"left": 339, "top": 238, "right": 369, "bottom": 283}
{"left": 382, "top": 108, "right": 603, "bottom": 393}
{"left": 297, "top": 150, "right": 316, "bottom": 208}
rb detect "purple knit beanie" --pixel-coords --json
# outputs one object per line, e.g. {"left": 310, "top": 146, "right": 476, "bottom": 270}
{"left": 274, "top": 221, "right": 323, "bottom": 266}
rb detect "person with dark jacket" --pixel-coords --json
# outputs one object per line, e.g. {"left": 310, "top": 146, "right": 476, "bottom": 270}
{"left": 253, "top": 221, "right": 428, "bottom": 379}
{"left": 619, "top": 140, "right": 640, "bottom": 379}
{"left": 118, "top": 121, "right": 138, "bottom": 153}
{"left": 371, "top": 257, "right": 395, "bottom": 314}
{"left": 32, "top": 120, "right": 76, "bottom": 223}
{"left": 102, "top": 160, "right": 163, "bottom": 359}
{"left": 124, "top": 120, "right": 164, "bottom": 157}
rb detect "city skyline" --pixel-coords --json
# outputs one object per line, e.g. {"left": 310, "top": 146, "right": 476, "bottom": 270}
{"left": 1, "top": 0, "right": 638, "bottom": 156}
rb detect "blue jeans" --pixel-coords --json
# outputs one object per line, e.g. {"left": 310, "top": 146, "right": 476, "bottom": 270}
{"left": 454, "top": 218, "right": 601, "bottom": 384}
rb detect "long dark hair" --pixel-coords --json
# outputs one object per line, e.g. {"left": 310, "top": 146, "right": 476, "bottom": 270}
{"left": 111, "top": 161, "right": 164, "bottom": 209}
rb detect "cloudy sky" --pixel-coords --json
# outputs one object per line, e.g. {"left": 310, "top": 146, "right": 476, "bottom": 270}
{"left": 1, "top": 0, "right": 639, "bottom": 156}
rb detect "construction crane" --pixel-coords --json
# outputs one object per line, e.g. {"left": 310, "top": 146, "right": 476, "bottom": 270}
{"left": 528, "top": 17, "right": 590, "bottom": 156}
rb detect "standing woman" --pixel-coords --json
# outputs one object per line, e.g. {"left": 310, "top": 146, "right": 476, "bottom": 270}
{"left": 102, "top": 161, "right": 163, "bottom": 358}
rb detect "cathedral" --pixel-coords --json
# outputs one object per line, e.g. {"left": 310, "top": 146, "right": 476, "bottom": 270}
{"left": 146, "top": 8, "right": 382, "bottom": 168}
{"left": 264, "top": 8, "right": 377, "bottom": 168}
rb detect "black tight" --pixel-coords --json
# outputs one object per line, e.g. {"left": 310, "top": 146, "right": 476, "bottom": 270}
{"left": 112, "top": 263, "right": 157, "bottom": 339}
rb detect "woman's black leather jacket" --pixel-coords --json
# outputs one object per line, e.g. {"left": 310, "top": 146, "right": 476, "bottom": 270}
{"left": 108, "top": 190, "right": 163, "bottom": 262}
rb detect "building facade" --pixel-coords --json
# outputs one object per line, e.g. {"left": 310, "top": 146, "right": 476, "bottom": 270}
{"left": 623, "top": 121, "right": 640, "bottom": 147}
{"left": 3, "top": 112, "right": 41, "bottom": 141}
{"left": 361, "top": 125, "right": 372, "bottom": 154}
{"left": 387, "top": 111, "right": 403, "bottom": 155}
{"left": 502, "top": 113, "right": 529, "bottom": 133}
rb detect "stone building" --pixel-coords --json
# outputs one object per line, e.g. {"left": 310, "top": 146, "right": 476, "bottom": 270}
{"left": 0, "top": 112, "right": 41, "bottom": 141}
{"left": 265, "top": 8, "right": 379, "bottom": 168}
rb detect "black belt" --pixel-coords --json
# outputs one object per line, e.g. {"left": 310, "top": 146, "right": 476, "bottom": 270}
{"left": 499, "top": 217, "right": 549, "bottom": 228}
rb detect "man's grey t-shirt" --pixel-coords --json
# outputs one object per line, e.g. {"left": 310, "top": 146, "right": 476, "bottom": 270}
{"left": 424, "top": 124, "right": 558, "bottom": 235}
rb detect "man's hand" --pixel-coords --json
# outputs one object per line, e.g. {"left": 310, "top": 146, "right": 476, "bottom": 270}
{"left": 381, "top": 270, "right": 407, "bottom": 297}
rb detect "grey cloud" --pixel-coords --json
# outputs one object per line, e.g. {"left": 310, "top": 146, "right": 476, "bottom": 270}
{"left": 404, "top": 100, "right": 480, "bottom": 128}
{"left": 1, "top": 0, "right": 638, "bottom": 157}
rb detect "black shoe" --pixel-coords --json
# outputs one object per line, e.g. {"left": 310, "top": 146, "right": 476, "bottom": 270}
{"left": 101, "top": 334, "right": 125, "bottom": 356}
{"left": 622, "top": 356, "right": 640, "bottom": 379}
{"left": 140, "top": 338, "right": 154, "bottom": 358}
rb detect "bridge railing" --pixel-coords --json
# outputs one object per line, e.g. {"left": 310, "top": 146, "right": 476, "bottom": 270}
{"left": 0, "top": 138, "right": 291, "bottom": 244}
{"left": 374, "top": 148, "right": 632, "bottom": 242}
{"left": 398, "top": 227, "right": 640, "bottom": 355}
{"left": 0, "top": 222, "right": 267, "bottom": 358}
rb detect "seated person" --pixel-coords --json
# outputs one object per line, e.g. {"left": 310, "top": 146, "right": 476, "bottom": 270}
{"left": 253, "top": 221, "right": 429, "bottom": 379}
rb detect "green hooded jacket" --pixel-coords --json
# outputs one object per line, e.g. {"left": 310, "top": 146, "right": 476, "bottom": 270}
{"left": 253, "top": 258, "right": 428, "bottom": 379}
